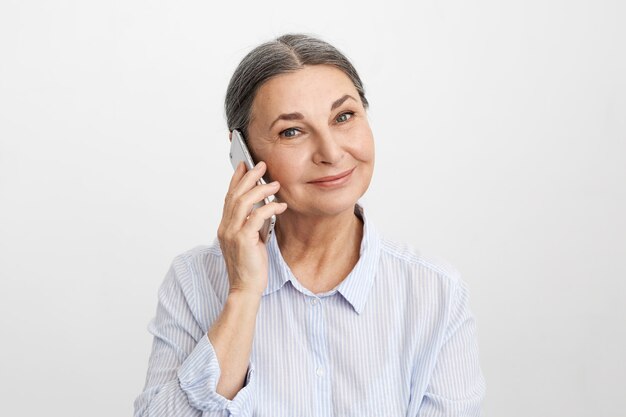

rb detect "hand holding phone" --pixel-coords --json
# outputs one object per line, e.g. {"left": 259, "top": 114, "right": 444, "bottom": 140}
{"left": 229, "top": 129, "right": 277, "bottom": 242}
{"left": 218, "top": 130, "right": 287, "bottom": 298}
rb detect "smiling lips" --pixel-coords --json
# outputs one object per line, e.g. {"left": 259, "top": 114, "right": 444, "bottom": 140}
{"left": 308, "top": 167, "right": 356, "bottom": 187}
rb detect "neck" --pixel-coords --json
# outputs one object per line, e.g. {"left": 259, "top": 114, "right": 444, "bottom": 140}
{"left": 274, "top": 206, "right": 363, "bottom": 273}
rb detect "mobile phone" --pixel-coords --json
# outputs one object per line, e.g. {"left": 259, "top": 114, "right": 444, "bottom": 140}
{"left": 229, "top": 129, "right": 277, "bottom": 242}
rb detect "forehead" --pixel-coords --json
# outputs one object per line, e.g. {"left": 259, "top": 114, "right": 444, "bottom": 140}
{"left": 250, "top": 65, "right": 359, "bottom": 122}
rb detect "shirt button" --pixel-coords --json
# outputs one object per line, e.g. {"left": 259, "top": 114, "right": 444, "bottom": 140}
{"left": 316, "top": 367, "right": 325, "bottom": 377}
{"left": 311, "top": 298, "right": 319, "bottom": 305}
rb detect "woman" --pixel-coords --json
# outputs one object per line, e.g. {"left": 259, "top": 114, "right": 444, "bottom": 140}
{"left": 134, "top": 33, "right": 486, "bottom": 417}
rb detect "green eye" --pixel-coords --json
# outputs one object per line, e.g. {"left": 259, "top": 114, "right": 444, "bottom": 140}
{"left": 280, "top": 128, "right": 299, "bottom": 138}
{"left": 336, "top": 112, "right": 354, "bottom": 123}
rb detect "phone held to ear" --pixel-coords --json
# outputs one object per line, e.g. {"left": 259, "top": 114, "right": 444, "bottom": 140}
{"left": 229, "top": 129, "right": 277, "bottom": 242}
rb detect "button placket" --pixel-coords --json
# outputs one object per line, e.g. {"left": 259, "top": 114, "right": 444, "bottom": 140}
{"left": 307, "top": 294, "right": 332, "bottom": 414}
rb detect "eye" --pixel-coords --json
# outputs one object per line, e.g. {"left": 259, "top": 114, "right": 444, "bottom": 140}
{"left": 336, "top": 111, "right": 354, "bottom": 123}
{"left": 279, "top": 127, "right": 300, "bottom": 138}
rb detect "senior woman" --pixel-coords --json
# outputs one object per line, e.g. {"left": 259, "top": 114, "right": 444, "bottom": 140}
{"left": 134, "top": 33, "right": 486, "bottom": 417}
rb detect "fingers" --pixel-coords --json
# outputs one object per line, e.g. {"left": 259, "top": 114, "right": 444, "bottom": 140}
{"left": 226, "top": 161, "right": 247, "bottom": 195}
{"left": 223, "top": 161, "right": 284, "bottom": 236}
{"left": 241, "top": 201, "right": 288, "bottom": 236}
{"left": 230, "top": 181, "right": 281, "bottom": 228}
{"left": 224, "top": 161, "right": 267, "bottom": 216}
{"left": 236, "top": 161, "right": 267, "bottom": 194}
{"left": 226, "top": 161, "right": 267, "bottom": 201}
{"left": 223, "top": 161, "right": 246, "bottom": 211}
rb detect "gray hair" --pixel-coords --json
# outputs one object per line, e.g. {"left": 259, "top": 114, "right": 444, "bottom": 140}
{"left": 224, "top": 33, "right": 369, "bottom": 139}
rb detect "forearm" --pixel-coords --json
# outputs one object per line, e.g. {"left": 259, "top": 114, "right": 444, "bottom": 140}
{"left": 208, "top": 291, "right": 261, "bottom": 400}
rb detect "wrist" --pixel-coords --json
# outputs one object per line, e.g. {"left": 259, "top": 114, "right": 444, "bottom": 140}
{"left": 226, "top": 289, "right": 263, "bottom": 310}
{"left": 226, "top": 286, "right": 264, "bottom": 301}
{"left": 209, "top": 290, "right": 261, "bottom": 343}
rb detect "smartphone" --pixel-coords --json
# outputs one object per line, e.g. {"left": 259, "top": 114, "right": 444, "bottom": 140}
{"left": 229, "top": 129, "right": 277, "bottom": 242}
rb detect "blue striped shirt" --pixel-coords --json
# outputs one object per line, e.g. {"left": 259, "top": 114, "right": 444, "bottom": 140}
{"left": 134, "top": 205, "right": 486, "bottom": 416}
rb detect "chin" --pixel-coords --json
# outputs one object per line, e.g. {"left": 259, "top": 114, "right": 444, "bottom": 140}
{"left": 303, "top": 189, "right": 367, "bottom": 217}
{"left": 284, "top": 172, "right": 372, "bottom": 216}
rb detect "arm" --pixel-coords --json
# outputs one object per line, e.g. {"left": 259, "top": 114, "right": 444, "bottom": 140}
{"left": 133, "top": 258, "right": 257, "bottom": 417}
{"left": 208, "top": 290, "right": 261, "bottom": 400}
{"left": 135, "top": 161, "right": 286, "bottom": 416}
{"left": 409, "top": 280, "right": 486, "bottom": 417}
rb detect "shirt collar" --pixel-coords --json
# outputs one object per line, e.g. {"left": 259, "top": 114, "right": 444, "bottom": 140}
{"left": 263, "top": 203, "right": 381, "bottom": 315}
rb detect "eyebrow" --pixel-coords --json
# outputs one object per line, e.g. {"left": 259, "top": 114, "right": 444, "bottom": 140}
{"left": 268, "top": 94, "right": 357, "bottom": 130}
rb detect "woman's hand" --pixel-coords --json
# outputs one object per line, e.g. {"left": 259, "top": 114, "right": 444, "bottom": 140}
{"left": 217, "top": 161, "right": 288, "bottom": 298}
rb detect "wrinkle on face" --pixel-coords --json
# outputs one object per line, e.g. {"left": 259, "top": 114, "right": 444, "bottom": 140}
{"left": 242, "top": 64, "right": 374, "bottom": 218}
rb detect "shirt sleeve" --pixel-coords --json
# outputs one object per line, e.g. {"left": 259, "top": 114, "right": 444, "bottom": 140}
{"left": 133, "top": 256, "right": 257, "bottom": 417}
{"left": 411, "top": 278, "right": 486, "bottom": 417}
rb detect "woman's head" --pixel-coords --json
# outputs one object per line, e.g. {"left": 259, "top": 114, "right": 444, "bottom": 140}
{"left": 225, "top": 33, "right": 369, "bottom": 139}
{"left": 224, "top": 34, "right": 374, "bottom": 218}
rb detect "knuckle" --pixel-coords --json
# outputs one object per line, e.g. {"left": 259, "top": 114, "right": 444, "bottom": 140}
{"left": 218, "top": 224, "right": 235, "bottom": 241}
{"left": 234, "top": 195, "right": 247, "bottom": 207}
{"left": 224, "top": 231, "right": 236, "bottom": 243}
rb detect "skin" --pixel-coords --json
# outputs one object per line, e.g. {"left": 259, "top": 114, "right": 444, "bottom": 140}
{"left": 210, "top": 64, "right": 375, "bottom": 399}
{"left": 246, "top": 64, "right": 375, "bottom": 292}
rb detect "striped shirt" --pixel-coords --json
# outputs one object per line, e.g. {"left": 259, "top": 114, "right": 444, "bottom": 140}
{"left": 134, "top": 204, "right": 486, "bottom": 416}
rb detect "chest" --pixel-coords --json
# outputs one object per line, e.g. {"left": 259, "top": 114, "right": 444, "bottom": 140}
{"left": 248, "top": 287, "right": 417, "bottom": 416}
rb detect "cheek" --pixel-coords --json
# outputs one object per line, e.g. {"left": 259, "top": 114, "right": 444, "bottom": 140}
{"left": 265, "top": 152, "right": 305, "bottom": 185}
{"left": 350, "top": 126, "right": 375, "bottom": 162}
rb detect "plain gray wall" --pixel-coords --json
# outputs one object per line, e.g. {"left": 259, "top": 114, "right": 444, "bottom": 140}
{"left": 1, "top": 1, "right": 624, "bottom": 416}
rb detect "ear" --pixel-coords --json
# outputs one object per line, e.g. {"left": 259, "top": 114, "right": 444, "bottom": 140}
{"left": 228, "top": 130, "right": 232, "bottom": 142}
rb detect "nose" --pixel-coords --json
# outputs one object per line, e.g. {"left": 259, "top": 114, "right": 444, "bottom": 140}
{"left": 312, "top": 128, "right": 344, "bottom": 165}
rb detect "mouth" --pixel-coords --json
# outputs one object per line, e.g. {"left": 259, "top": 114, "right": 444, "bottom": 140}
{"left": 308, "top": 167, "right": 356, "bottom": 187}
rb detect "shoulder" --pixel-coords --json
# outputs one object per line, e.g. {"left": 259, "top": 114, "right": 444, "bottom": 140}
{"left": 166, "top": 239, "right": 228, "bottom": 294}
{"left": 176, "top": 238, "right": 222, "bottom": 261}
{"left": 170, "top": 238, "right": 223, "bottom": 270}
{"left": 374, "top": 236, "right": 473, "bottom": 335}
{"left": 161, "top": 239, "right": 229, "bottom": 327}
{"left": 377, "top": 234, "right": 464, "bottom": 293}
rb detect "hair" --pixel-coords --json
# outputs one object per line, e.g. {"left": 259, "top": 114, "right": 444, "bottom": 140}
{"left": 224, "top": 33, "right": 369, "bottom": 139}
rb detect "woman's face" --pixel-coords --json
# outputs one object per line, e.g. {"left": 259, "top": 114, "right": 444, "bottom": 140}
{"left": 246, "top": 64, "right": 375, "bottom": 218}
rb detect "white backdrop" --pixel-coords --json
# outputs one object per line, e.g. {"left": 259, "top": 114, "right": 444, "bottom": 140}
{"left": 1, "top": 1, "right": 625, "bottom": 416}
